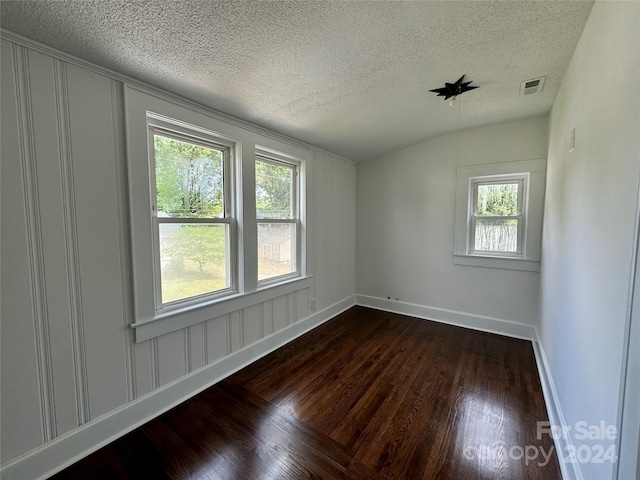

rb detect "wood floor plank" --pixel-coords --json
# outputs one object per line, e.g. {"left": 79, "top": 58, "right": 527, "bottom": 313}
{"left": 237, "top": 309, "right": 403, "bottom": 410}
{"left": 291, "top": 316, "right": 424, "bottom": 433}
{"left": 51, "top": 306, "right": 561, "bottom": 480}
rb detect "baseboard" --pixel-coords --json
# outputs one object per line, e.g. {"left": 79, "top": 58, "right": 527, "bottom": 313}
{"left": 0, "top": 295, "right": 356, "bottom": 480}
{"left": 532, "top": 332, "right": 583, "bottom": 480}
{"left": 355, "top": 294, "right": 537, "bottom": 340}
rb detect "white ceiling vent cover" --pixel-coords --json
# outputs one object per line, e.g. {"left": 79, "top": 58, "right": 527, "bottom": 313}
{"left": 520, "top": 76, "right": 546, "bottom": 96}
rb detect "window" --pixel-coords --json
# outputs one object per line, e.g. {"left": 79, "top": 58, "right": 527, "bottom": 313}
{"left": 148, "top": 118, "right": 235, "bottom": 308}
{"left": 256, "top": 153, "right": 299, "bottom": 283}
{"left": 470, "top": 177, "right": 524, "bottom": 256}
{"left": 126, "top": 87, "right": 311, "bottom": 341}
{"left": 454, "top": 159, "right": 546, "bottom": 271}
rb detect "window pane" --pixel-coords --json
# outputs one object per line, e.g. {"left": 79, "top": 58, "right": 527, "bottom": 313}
{"left": 159, "top": 223, "right": 229, "bottom": 304}
{"left": 256, "top": 159, "right": 293, "bottom": 219}
{"left": 477, "top": 183, "right": 518, "bottom": 216}
{"left": 154, "top": 134, "right": 224, "bottom": 218}
{"left": 474, "top": 218, "right": 518, "bottom": 252}
{"left": 258, "top": 223, "right": 295, "bottom": 280}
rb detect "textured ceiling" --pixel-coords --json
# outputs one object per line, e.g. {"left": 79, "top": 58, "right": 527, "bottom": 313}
{"left": 0, "top": 1, "right": 594, "bottom": 162}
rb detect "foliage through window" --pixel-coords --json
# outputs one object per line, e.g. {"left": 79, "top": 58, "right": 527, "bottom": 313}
{"left": 470, "top": 178, "right": 524, "bottom": 255}
{"left": 151, "top": 129, "right": 233, "bottom": 306}
{"left": 154, "top": 135, "right": 224, "bottom": 218}
{"left": 256, "top": 155, "right": 299, "bottom": 282}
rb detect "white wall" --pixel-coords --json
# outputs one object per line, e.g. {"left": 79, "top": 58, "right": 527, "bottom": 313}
{"left": 0, "top": 37, "right": 356, "bottom": 478}
{"left": 356, "top": 116, "right": 548, "bottom": 329}
{"left": 539, "top": 1, "right": 640, "bottom": 479}
{"left": 619, "top": 226, "right": 640, "bottom": 479}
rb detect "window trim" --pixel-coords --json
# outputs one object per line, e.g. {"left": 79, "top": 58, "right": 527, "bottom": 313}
{"left": 468, "top": 175, "right": 527, "bottom": 257}
{"left": 453, "top": 159, "right": 546, "bottom": 271}
{"left": 255, "top": 151, "right": 302, "bottom": 286}
{"left": 126, "top": 86, "right": 312, "bottom": 342}
{"left": 147, "top": 116, "right": 238, "bottom": 313}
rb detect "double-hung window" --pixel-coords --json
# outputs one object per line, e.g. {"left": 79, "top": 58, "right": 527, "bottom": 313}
{"left": 454, "top": 159, "right": 546, "bottom": 271}
{"left": 127, "top": 87, "right": 310, "bottom": 341}
{"left": 469, "top": 177, "right": 525, "bottom": 256}
{"left": 255, "top": 153, "right": 299, "bottom": 283}
{"left": 148, "top": 118, "right": 235, "bottom": 309}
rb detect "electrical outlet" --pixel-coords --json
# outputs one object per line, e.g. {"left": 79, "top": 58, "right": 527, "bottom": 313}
{"left": 310, "top": 299, "right": 316, "bottom": 311}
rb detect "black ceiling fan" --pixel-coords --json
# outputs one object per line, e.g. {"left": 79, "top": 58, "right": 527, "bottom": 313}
{"left": 430, "top": 75, "right": 478, "bottom": 100}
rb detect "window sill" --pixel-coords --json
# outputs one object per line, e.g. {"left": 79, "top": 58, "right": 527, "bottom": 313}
{"left": 131, "top": 275, "right": 313, "bottom": 342}
{"left": 453, "top": 254, "right": 540, "bottom": 272}
{"left": 257, "top": 272, "right": 300, "bottom": 289}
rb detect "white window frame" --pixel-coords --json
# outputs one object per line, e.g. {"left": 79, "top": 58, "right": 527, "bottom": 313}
{"left": 126, "top": 86, "right": 313, "bottom": 342}
{"left": 147, "top": 115, "right": 237, "bottom": 312}
{"left": 255, "top": 150, "right": 301, "bottom": 286}
{"left": 454, "top": 159, "right": 546, "bottom": 271}
{"left": 469, "top": 175, "right": 526, "bottom": 257}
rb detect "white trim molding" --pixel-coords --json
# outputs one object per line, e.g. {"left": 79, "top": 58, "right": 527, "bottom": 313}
{"left": 532, "top": 331, "right": 584, "bottom": 480}
{"left": 132, "top": 276, "right": 314, "bottom": 342}
{"left": 355, "top": 294, "right": 537, "bottom": 341}
{"left": 453, "top": 254, "right": 541, "bottom": 272}
{"left": 0, "top": 295, "right": 356, "bottom": 480}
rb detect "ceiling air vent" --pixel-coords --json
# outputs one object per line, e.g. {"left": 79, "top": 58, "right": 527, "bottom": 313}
{"left": 520, "top": 76, "right": 546, "bottom": 96}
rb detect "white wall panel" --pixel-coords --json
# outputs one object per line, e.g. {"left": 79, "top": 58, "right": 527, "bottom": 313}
{"left": 312, "top": 152, "right": 356, "bottom": 312}
{"left": 133, "top": 340, "right": 152, "bottom": 398}
{"left": 188, "top": 324, "right": 205, "bottom": 372}
{"left": 539, "top": 3, "right": 640, "bottom": 479}
{"left": 110, "top": 77, "right": 136, "bottom": 404}
{"left": 229, "top": 311, "right": 242, "bottom": 352}
{"left": 261, "top": 300, "right": 274, "bottom": 337}
{"left": 65, "top": 63, "right": 129, "bottom": 420}
{"left": 156, "top": 330, "right": 187, "bottom": 387}
{"left": 205, "top": 315, "right": 229, "bottom": 364}
{"left": 27, "top": 51, "right": 81, "bottom": 436}
{"left": 287, "top": 292, "right": 296, "bottom": 325}
{"left": 272, "top": 295, "right": 289, "bottom": 331}
{"left": 242, "top": 304, "right": 262, "bottom": 346}
{"left": 0, "top": 41, "right": 46, "bottom": 463}
{"left": 313, "top": 153, "right": 329, "bottom": 310}
{"left": 0, "top": 36, "right": 357, "bottom": 475}
{"left": 333, "top": 160, "right": 356, "bottom": 304}
{"left": 296, "top": 288, "right": 310, "bottom": 322}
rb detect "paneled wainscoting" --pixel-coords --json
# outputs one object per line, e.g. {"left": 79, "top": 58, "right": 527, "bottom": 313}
{"left": 51, "top": 306, "right": 560, "bottom": 479}
{"left": 1, "top": 33, "right": 357, "bottom": 478}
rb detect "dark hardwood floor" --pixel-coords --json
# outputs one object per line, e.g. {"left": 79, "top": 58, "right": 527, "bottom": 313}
{"left": 51, "top": 306, "right": 561, "bottom": 479}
